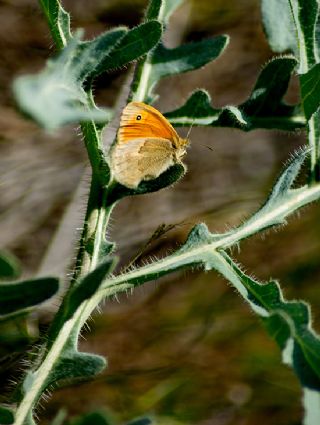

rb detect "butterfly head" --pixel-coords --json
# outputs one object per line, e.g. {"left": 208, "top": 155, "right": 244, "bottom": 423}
{"left": 175, "top": 135, "right": 189, "bottom": 148}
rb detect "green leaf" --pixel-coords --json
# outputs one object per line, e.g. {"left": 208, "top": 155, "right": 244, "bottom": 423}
{"left": 13, "top": 32, "right": 123, "bottom": 130}
{"left": 145, "top": 0, "right": 162, "bottom": 21}
{"left": 288, "top": 0, "right": 319, "bottom": 73}
{"left": 301, "top": 63, "right": 320, "bottom": 120}
{"left": 103, "top": 21, "right": 162, "bottom": 73}
{"left": 145, "top": 0, "right": 183, "bottom": 24}
{"left": 103, "top": 244, "right": 320, "bottom": 392}
{"left": 71, "top": 411, "right": 113, "bottom": 425}
{"left": 21, "top": 351, "right": 106, "bottom": 401}
{"left": 241, "top": 56, "right": 297, "bottom": 116}
{"left": 48, "top": 351, "right": 107, "bottom": 388}
{"left": 102, "top": 151, "right": 320, "bottom": 294}
{"left": 107, "top": 163, "right": 186, "bottom": 204}
{"left": 65, "top": 258, "right": 116, "bottom": 320}
{"left": 0, "top": 406, "right": 14, "bottom": 425}
{"left": 99, "top": 151, "right": 320, "bottom": 393}
{"left": 267, "top": 149, "right": 307, "bottom": 203}
{"left": 0, "top": 250, "right": 21, "bottom": 280}
{"left": 131, "top": 34, "right": 228, "bottom": 103}
{"left": 152, "top": 36, "right": 228, "bottom": 78}
{"left": 261, "top": 0, "right": 297, "bottom": 54}
{"left": 48, "top": 258, "right": 116, "bottom": 343}
{"left": 144, "top": 36, "right": 228, "bottom": 100}
{"left": 126, "top": 419, "right": 153, "bottom": 425}
{"left": 165, "top": 88, "right": 249, "bottom": 128}
{"left": 14, "top": 21, "right": 162, "bottom": 130}
{"left": 15, "top": 260, "right": 116, "bottom": 424}
{"left": 39, "top": 0, "right": 72, "bottom": 50}
{"left": 234, "top": 149, "right": 310, "bottom": 234}
{"left": 72, "top": 28, "right": 128, "bottom": 82}
{"left": 166, "top": 57, "right": 305, "bottom": 131}
{"left": 0, "top": 277, "right": 59, "bottom": 317}
{"left": 216, "top": 252, "right": 320, "bottom": 391}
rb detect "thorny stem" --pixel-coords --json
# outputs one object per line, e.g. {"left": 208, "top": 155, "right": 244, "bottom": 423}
{"left": 14, "top": 2, "right": 320, "bottom": 424}
{"left": 13, "top": 5, "right": 116, "bottom": 424}
{"left": 98, "top": 182, "right": 320, "bottom": 296}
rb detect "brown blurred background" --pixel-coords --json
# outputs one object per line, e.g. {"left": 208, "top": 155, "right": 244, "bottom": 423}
{"left": 1, "top": 0, "right": 320, "bottom": 424}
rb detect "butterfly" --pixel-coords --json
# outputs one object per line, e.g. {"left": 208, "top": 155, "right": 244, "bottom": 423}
{"left": 111, "top": 102, "right": 188, "bottom": 189}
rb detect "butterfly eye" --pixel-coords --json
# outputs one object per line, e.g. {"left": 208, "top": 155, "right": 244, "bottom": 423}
{"left": 136, "top": 115, "right": 142, "bottom": 121}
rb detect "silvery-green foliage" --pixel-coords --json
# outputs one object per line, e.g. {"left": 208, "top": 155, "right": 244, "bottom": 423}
{"left": 166, "top": 57, "right": 305, "bottom": 131}
{"left": 5, "top": 0, "right": 320, "bottom": 424}
{"left": 263, "top": 0, "right": 320, "bottom": 181}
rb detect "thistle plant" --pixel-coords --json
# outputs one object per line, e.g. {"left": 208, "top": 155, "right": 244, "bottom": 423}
{"left": 1, "top": 0, "right": 320, "bottom": 424}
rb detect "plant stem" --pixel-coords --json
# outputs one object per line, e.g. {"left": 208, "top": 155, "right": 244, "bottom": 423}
{"left": 308, "top": 114, "right": 320, "bottom": 182}
{"left": 99, "top": 183, "right": 320, "bottom": 295}
{"left": 71, "top": 179, "right": 113, "bottom": 285}
{"left": 288, "top": 0, "right": 320, "bottom": 181}
{"left": 131, "top": 60, "right": 153, "bottom": 102}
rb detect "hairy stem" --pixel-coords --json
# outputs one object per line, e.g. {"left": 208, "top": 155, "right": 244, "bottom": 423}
{"left": 100, "top": 183, "right": 320, "bottom": 295}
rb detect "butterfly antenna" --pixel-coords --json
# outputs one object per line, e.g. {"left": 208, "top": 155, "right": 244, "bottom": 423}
{"left": 186, "top": 98, "right": 202, "bottom": 139}
{"left": 186, "top": 117, "right": 196, "bottom": 140}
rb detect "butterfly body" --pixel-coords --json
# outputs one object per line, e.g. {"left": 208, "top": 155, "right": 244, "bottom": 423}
{"left": 111, "top": 102, "right": 188, "bottom": 188}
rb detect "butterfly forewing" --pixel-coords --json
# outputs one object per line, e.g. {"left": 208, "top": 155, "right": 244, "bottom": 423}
{"left": 118, "top": 102, "right": 178, "bottom": 144}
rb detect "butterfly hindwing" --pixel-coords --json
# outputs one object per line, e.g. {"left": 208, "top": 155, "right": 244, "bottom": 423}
{"left": 112, "top": 138, "right": 176, "bottom": 188}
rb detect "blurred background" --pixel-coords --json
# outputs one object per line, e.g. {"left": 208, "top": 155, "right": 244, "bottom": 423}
{"left": 1, "top": 0, "right": 320, "bottom": 424}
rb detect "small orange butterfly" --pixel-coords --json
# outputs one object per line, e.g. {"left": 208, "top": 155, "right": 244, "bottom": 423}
{"left": 111, "top": 102, "right": 188, "bottom": 188}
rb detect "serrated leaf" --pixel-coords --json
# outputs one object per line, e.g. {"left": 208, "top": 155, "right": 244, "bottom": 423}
{"left": 0, "top": 277, "right": 59, "bottom": 318}
{"left": 177, "top": 223, "right": 213, "bottom": 253}
{"left": 216, "top": 252, "right": 320, "bottom": 391}
{"left": 103, "top": 151, "right": 320, "bottom": 294}
{"left": 104, "top": 244, "right": 320, "bottom": 392}
{"left": 241, "top": 56, "right": 298, "bottom": 116}
{"left": 166, "top": 57, "right": 305, "bottom": 131}
{"left": 236, "top": 150, "right": 310, "bottom": 233}
{"left": 261, "top": 0, "right": 297, "bottom": 54}
{"left": 13, "top": 35, "right": 114, "bottom": 130}
{"left": 39, "top": 0, "right": 72, "bottom": 49}
{"left": 288, "top": 0, "right": 319, "bottom": 73}
{"left": 103, "top": 21, "right": 162, "bottom": 73}
{"left": 301, "top": 63, "right": 320, "bottom": 120}
{"left": 0, "top": 250, "right": 21, "bottom": 280}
